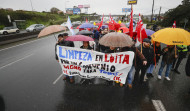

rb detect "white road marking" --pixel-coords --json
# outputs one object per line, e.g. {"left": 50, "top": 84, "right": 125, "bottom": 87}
{"left": 53, "top": 73, "right": 64, "bottom": 85}
{"left": 152, "top": 100, "right": 166, "bottom": 111}
{"left": 0, "top": 54, "right": 33, "bottom": 70}
{"left": 0, "top": 37, "right": 47, "bottom": 52}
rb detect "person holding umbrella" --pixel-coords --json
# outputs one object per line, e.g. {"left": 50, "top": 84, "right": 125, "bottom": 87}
{"left": 146, "top": 42, "right": 162, "bottom": 77}
{"left": 58, "top": 33, "right": 75, "bottom": 83}
{"left": 55, "top": 34, "right": 64, "bottom": 61}
{"left": 158, "top": 45, "right": 178, "bottom": 81}
{"left": 172, "top": 45, "right": 188, "bottom": 74}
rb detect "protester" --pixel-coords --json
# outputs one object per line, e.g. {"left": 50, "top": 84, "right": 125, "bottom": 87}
{"left": 158, "top": 45, "right": 178, "bottom": 81}
{"left": 80, "top": 41, "right": 93, "bottom": 50}
{"left": 147, "top": 42, "right": 162, "bottom": 77}
{"left": 104, "top": 46, "right": 116, "bottom": 86}
{"left": 121, "top": 45, "right": 147, "bottom": 88}
{"left": 80, "top": 41, "right": 93, "bottom": 84}
{"left": 55, "top": 34, "right": 64, "bottom": 61}
{"left": 58, "top": 33, "right": 75, "bottom": 83}
{"left": 134, "top": 38, "right": 154, "bottom": 84}
{"left": 185, "top": 54, "right": 190, "bottom": 94}
{"left": 172, "top": 45, "right": 188, "bottom": 74}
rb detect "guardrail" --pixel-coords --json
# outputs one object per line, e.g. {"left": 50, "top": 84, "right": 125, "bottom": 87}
{"left": 0, "top": 31, "right": 40, "bottom": 45}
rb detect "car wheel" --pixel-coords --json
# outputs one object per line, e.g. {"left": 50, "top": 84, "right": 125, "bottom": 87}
{"left": 33, "top": 29, "right": 36, "bottom": 32}
{"left": 3, "top": 31, "right": 8, "bottom": 35}
{"left": 16, "top": 30, "right": 20, "bottom": 33}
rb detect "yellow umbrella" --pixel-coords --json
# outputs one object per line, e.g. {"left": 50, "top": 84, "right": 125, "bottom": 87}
{"left": 118, "top": 20, "right": 122, "bottom": 24}
{"left": 151, "top": 28, "right": 190, "bottom": 45}
{"left": 93, "top": 22, "right": 96, "bottom": 26}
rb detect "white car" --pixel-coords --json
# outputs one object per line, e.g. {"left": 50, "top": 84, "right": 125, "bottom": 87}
{"left": 0, "top": 27, "right": 20, "bottom": 35}
{"left": 26, "top": 24, "right": 45, "bottom": 32}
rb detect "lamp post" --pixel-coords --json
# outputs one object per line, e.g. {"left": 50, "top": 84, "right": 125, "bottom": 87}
{"left": 29, "top": 0, "right": 34, "bottom": 11}
{"left": 65, "top": 1, "right": 69, "bottom": 18}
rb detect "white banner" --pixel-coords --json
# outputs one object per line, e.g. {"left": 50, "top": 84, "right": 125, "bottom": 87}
{"left": 57, "top": 46, "right": 134, "bottom": 84}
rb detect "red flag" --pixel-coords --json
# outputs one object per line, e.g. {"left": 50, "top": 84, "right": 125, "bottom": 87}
{"left": 129, "top": 7, "right": 133, "bottom": 38}
{"left": 173, "top": 21, "right": 176, "bottom": 28}
{"left": 136, "top": 13, "right": 147, "bottom": 43}
{"left": 108, "top": 14, "right": 120, "bottom": 31}
{"left": 86, "top": 18, "right": 88, "bottom": 23}
{"left": 98, "top": 14, "right": 104, "bottom": 31}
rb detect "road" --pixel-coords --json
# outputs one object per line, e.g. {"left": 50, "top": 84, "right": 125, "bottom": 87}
{"left": 0, "top": 29, "right": 190, "bottom": 111}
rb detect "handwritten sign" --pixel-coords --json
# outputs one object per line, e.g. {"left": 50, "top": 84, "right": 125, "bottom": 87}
{"left": 57, "top": 46, "right": 134, "bottom": 84}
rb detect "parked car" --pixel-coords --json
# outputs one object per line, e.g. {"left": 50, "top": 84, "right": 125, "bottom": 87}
{"left": 0, "top": 26, "right": 20, "bottom": 35}
{"left": 26, "top": 24, "right": 45, "bottom": 32}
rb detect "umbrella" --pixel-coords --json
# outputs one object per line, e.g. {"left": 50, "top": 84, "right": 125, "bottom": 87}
{"left": 120, "top": 23, "right": 126, "bottom": 27}
{"left": 38, "top": 25, "right": 66, "bottom": 38}
{"left": 65, "top": 35, "right": 94, "bottom": 41}
{"left": 76, "top": 30, "right": 93, "bottom": 35}
{"left": 151, "top": 28, "right": 190, "bottom": 45}
{"left": 119, "top": 27, "right": 129, "bottom": 33}
{"left": 79, "top": 23, "right": 95, "bottom": 29}
{"left": 101, "top": 25, "right": 108, "bottom": 29}
{"left": 99, "top": 32, "right": 134, "bottom": 47}
{"left": 146, "top": 29, "right": 155, "bottom": 36}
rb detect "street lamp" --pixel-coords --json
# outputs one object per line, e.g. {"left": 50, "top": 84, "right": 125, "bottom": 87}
{"left": 29, "top": 0, "right": 34, "bottom": 11}
{"left": 65, "top": 1, "right": 69, "bottom": 18}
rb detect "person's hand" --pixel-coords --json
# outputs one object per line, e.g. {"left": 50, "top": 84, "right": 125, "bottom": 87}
{"left": 164, "top": 48, "right": 168, "bottom": 52}
{"left": 57, "top": 60, "right": 59, "bottom": 62}
{"left": 157, "top": 54, "right": 160, "bottom": 56}
{"left": 143, "top": 61, "right": 147, "bottom": 65}
{"left": 175, "top": 55, "right": 178, "bottom": 58}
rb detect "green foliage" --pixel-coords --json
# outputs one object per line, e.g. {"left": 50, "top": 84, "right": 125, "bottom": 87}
{"left": 160, "top": 4, "right": 190, "bottom": 29}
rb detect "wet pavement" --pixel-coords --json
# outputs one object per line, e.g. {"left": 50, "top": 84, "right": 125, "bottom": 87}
{"left": 0, "top": 30, "right": 190, "bottom": 111}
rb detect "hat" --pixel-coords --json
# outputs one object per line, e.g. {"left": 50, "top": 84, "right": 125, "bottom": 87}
{"left": 143, "top": 38, "right": 151, "bottom": 43}
{"left": 58, "top": 34, "right": 63, "bottom": 38}
{"left": 63, "top": 33, "right": 68, "bottom": 36}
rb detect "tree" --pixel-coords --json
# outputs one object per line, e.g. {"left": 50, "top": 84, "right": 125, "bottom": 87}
{"left": 160, "top": 3, "right": 190, "bottom": 28}
{"left": 50, "top": 7, "right": 60, "bottom": 14}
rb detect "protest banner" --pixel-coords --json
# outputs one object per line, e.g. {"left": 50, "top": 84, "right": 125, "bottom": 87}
{"left": 57, "top": 46, "right": 134, "bottom": 84}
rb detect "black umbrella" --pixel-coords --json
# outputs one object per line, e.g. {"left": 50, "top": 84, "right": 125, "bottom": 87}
{"left": 76, "top": 30, "right": 93, "bottom": 35}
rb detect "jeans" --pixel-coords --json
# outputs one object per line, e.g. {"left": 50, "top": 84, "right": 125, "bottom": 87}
{"left": 147, "top": 64, "right": 155, "bottom": 74}
{"left": 158, "top": 61, "right": 172, "bottom": 77}
{"left": 127, "top": 66, "right": 135, "bottom": 84}
{"left": 65, "top": 75, "right": 73, "bottom": 79}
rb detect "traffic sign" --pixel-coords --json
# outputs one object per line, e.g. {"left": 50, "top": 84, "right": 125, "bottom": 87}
{"left": 128, "top": 0, "right": 137, "bottom": 5}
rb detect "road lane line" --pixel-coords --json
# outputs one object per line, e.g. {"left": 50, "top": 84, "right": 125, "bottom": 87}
{"left": 53, "top": 73, "right": 64, "bottom": 85}
{"left": 152, "top": 100, "right": 166, "bottom": 111}
{"left": 0, "top": 37, "right": 47, "bottom": 52}
{"left": 0, "top": 54, "right": 33, "bottom": 70}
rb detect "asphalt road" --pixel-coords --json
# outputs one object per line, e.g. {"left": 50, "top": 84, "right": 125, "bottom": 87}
{"left": 0, "top": 29, "right": 190, "bottom": 111}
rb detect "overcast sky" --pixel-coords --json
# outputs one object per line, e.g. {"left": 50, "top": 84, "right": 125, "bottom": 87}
{"left": 1, "top": 0, "right": 183, "bottom": 15}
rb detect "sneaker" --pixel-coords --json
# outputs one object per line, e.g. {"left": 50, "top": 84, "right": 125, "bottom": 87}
{"left": 120, "top": 83, "right": 124, "bottom": 87}
{"left": 127, "top": 84, "right": 132, "bottom": 89}
{"left": 63, "top": 77, "right": 67, "bottom": 80}
{"left": 165, "top": 77, "right": 171, "bottom": 81}
{"left": 158, "top": 75, "right": 162, "bottom": 80}
{"left": 70, "top": 78, "right": 74, "bottom": 83}
{"left": 174, "top": 69, "right": 180, "bottom": 74}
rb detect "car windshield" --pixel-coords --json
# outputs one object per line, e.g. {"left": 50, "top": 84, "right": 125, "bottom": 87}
{"left": 28, "top": 25, "right": 37, "bottom": 28}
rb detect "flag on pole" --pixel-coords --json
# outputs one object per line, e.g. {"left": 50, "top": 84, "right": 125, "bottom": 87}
{"left": 136, "top": 13, "right": 147, "bottom": 43}
{"left": 66, "top": 16, "right": 75, "bottom": 35}
{"left": 173, "top": 21, "right": 176, "bottom": 28}
{"left": 98, "top": 14, "right": 104, "bottom": 31}
{"left": 86, "top": 18, "right": 88, "bottom": 23}
{"left": 129, "top": 6, "right": 133, "bottom": 38}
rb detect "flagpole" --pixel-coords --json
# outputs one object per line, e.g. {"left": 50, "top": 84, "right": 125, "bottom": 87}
{"left": 140, "top": 30, "right": 142, "bottom": 53}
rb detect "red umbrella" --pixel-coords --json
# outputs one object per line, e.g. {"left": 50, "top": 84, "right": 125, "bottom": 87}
{"left": 65, "top": 35, "right": 94, "bottom": 41}
{"left": 120, "top": 23, "right": 126, "bottom": 27}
